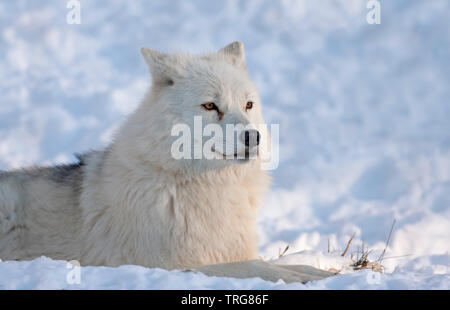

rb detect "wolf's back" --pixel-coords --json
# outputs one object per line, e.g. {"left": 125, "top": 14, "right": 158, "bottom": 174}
{"left": 0, "top": 162, "right": 85, "bottom": 261}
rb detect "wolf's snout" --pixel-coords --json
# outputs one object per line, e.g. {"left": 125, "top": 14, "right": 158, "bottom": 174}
{"left": 240, "top": 130, "right": 260, "bottom": 148}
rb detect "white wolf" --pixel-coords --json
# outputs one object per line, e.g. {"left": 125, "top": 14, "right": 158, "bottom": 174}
{"left": 0, "top": 42, "right": 270, "bottom": 270}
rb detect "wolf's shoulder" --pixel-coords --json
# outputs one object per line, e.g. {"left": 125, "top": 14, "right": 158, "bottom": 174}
{"left": 75, "top": 149, "right": 106, "bottom": 166}
{"left": 0, "top": 149, "right": 109, "bottom": 187}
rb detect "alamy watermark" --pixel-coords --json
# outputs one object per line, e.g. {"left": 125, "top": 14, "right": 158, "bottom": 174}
{"left": 366, "top": 270, "right": 382, "bottom": 285}
{"left": 66, "top": 0, "right": 81, "bottom": 24}
{"left": 366, "top": 0, "right": 381, "bottom": 24}
{"left": 66, "top": 260, "right": 81, "bottom": 285}
{"left": 170, "top": 116, "right": 279, "bottom": 171}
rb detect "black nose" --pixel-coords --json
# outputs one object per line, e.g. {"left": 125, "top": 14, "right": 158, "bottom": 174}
{"left": 244, "top": 130, "right": 260, "bottom": 147}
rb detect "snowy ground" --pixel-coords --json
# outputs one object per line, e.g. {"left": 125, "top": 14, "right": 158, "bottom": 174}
{"left": 0, "top": 0, "right": 449, "bottom": 289}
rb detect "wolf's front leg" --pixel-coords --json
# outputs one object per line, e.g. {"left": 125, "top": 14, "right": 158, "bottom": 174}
{"left": 186, "top": 260, "right": 335, "bottom": 284}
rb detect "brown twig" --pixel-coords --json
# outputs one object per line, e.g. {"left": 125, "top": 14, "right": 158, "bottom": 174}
{"left": 341, "top": 233, "right": 356, "bottom": 257}
{"left": 278, "top": 245, "right": 290, "bottom": 258}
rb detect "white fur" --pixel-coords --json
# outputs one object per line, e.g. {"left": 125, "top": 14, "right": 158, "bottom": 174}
{"left": 0, "top": 42, "right": 270, "bottom": 270}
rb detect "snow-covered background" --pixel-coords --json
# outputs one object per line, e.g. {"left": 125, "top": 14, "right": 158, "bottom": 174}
{"left": 0, "top": 0, "right": 449, "bottom": 289}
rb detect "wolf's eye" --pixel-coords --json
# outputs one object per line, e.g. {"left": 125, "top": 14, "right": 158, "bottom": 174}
{"left": 202, "top": 102, "right": 217, "bottom": 111}
{"left": 246, "top": 101, "right": 254, "bottom": 111}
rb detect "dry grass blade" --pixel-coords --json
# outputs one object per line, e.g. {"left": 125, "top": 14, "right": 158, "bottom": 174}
{"left": 341, "top": 233, "right": 355, "bottom": 257}
{"left": 353, "top": 249, "right": 371, "bottom": 269}
{"left": 381, "top": 254, "right": 413, "bottom": 260}
{"left": 278, "top": 245, "right": 290, "bottom": 258}
{"left": 351, "top": 241, "right": 385, "bottom": 273}
{"left": 378, "top": 219, "right": 397, "bottom": 263}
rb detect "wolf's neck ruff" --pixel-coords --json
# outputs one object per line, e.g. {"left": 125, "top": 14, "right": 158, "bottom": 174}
{"left": 76, "top": 145, "right": 268, "bottom": 269}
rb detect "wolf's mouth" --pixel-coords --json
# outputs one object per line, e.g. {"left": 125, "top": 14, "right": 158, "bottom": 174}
{"left": 211, "top": 147, "right": 253, "bottom": 161}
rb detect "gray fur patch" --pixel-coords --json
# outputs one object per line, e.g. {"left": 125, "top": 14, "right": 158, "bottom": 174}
{"left": 0, "top": 153, "right": 87, "bottom": 192}
{"left": 47, "top": 163, "right": 84, "bottom": 185}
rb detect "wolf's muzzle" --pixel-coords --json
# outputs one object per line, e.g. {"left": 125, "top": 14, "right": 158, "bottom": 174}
{"left": 240, "top": 130, "right": 260, "bottom": 148}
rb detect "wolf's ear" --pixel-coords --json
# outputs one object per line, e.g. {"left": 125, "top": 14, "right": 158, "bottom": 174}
{"left": 141, "top": 47, "right": 176, "bottom": 86}
{"left": 218, "top": 41, "right": 246, "bottom": 69}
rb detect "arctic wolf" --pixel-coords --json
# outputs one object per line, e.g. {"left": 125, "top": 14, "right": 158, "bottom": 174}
{"left": 0, "top": 42, "right": 270, "bottom": 270}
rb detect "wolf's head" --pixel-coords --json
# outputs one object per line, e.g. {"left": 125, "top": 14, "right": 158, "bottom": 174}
{"left": 116, "top": 42, "right": 267, "bottom": 174}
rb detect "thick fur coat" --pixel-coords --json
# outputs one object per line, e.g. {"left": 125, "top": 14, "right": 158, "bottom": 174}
{"left": 0, "top": 42, "right": 270, "bottom": 269}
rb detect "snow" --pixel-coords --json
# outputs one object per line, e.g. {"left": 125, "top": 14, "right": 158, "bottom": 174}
{"left": 0, "top": 254, "right": 448, "bottom": 290}
{"left": 0, "top": 0, "right": 449, "bottom": 289}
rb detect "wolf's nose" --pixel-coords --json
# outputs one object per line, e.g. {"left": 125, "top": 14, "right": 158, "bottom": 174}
{"left": 241, "top": 130, "right": 260, "bottom": 148}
